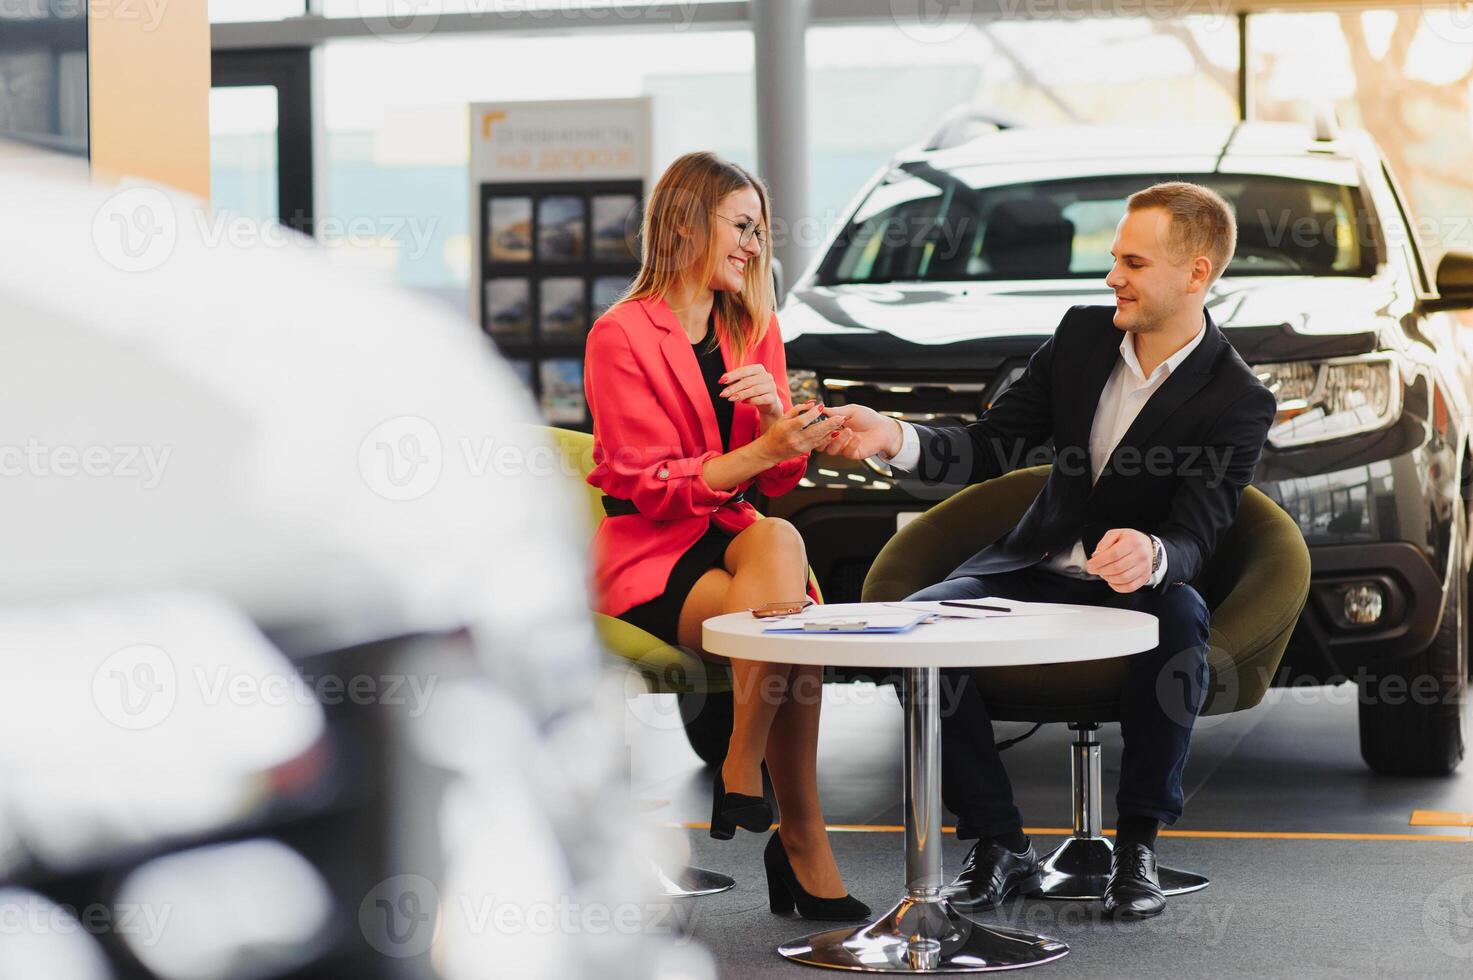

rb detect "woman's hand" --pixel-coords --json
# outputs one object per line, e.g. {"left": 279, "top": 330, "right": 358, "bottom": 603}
{"left": 759, "top": 402, "right": 849, "bottom": 460}
{"left": 719, "top": 363, "right": 784, "bottom": 425}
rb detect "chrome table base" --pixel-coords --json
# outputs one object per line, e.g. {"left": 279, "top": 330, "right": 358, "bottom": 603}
{"left": 1035, "top": 835, "right": 1209, "bottom": 900}
{"left": 778, "top": 667, "right": 1068, "bottom": 972}
{"left": 779, "top": 895, "right": 1068, "bottom": 973}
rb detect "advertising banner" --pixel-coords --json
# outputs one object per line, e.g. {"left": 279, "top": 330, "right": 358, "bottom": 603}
{"left": 470, "top": 98, "right": 652, "bottom": 430}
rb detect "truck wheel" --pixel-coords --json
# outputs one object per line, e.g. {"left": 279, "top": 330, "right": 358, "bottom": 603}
{"left": 677, "top": 690, "right": 732, "bottom": 768}
{"left": 1358, "top": 526, "right": 1467, "bottom": 776}
{"left": 1464, "top": 502, "right": 1473, "bottom": 680}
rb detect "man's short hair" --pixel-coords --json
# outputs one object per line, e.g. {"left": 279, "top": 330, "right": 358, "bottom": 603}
{"left": 1126, "top": 181, "right": 1236, "bottom": 283}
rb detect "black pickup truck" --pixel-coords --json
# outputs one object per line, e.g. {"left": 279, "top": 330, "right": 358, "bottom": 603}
{"left": 757, "top": 120, "right": 1473, "bottom": 776}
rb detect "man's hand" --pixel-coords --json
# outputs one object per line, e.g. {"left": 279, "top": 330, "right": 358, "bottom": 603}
{"left": 820, "top": 404, "right": 904, "bottom": 460}
{"left": 1086, "top": 528, "right": 1155, "bottom": 593}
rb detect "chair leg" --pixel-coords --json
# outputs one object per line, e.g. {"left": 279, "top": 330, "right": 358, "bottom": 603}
{"left": 1031, "top": 722, "right": 1209, "bottom": 900}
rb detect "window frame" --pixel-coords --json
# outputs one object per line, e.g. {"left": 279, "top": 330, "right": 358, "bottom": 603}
{"left": 211, "top": 47, "right": 315, "bottom": 235}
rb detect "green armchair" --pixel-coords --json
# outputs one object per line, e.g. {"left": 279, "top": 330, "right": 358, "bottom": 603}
{"left": 545, "top": 426, "right": 734, "bottom": 697}
{"left": 544, "top": 426, "right": 733, "bottom": 898}
{"left": 862, "top": 464, "right": 1310, "bottom": 899}
{"left": 546, "top": 425, "right": 824, "bottom": 768}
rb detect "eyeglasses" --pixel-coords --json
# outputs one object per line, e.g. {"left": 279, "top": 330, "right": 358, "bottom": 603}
{"left": 710, "top": 211, "right": 768, "bottom": 250}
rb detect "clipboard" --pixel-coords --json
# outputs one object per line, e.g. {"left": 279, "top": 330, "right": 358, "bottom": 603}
{"left": 762, "top": 612, "right": 930, "bottom": 634}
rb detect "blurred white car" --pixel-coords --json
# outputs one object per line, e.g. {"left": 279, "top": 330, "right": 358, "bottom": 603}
{"left": 0, "top": 151, "right": 711, "bottom": 980}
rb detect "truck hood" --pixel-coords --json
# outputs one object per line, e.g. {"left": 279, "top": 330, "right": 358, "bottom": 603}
{"left": 782, "top": 275, "right": 1399, "bottom": 369}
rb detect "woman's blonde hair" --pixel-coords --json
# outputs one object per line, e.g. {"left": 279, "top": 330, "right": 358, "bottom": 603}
{"left": 621, "top": 151, "right": 774, "bottom": 362}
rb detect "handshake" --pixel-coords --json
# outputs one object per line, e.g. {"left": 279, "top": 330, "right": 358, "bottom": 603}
{"left": 759, "top": 401, "right": 903, "bottom": 460}
{"left": 810, "top": 403, "right": 1158, "bottom": 594}
{"left": 817, "top": 404, "right": 907, "bottom": 461}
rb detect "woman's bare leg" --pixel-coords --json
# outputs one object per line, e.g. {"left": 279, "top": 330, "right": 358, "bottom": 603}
{"left": 677, "top": 582, "right": 791, "bottom": 801}
{"left": 764, "top": 662, "right": 846, "bottom": 897}
{"left": 677, "top": 567, "right": 787, "bottom": 796}
{"left": 678, "top": 519, "right": 808, "bottom": 797}
{"left": 676, "top": 519, "right": 849, "bottom": 896}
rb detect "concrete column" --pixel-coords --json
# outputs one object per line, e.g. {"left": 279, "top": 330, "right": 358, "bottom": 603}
{"left": 89, "top": 0, "right": 210, "bottom": 197}
{"left": 750, "top": 0, "right": 812, "bottom": 289}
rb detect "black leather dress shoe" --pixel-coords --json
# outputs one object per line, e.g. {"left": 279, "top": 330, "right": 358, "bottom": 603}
{"left": 946, "top": 840, "right": 1041, "bottom": 912}
{"left": 1102, "top": 843, "right": 1166, "bottom": 918}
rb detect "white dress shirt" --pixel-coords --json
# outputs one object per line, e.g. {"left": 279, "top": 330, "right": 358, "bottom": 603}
{"left": 882, "top": 318, "right": 1207, "bottom": 588}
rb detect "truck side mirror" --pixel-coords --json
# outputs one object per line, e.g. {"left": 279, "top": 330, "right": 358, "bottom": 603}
{"left": 1429, "top": 249, "right": 1473, "bottom": 311}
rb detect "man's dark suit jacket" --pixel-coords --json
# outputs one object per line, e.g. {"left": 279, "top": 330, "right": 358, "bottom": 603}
{"left": 909, "top": 305, "right": 1277, "bottom": 593}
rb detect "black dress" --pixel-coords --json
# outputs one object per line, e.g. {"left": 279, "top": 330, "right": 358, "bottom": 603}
{"left": 615, "top": 321, "right": 737, "bottom": 646}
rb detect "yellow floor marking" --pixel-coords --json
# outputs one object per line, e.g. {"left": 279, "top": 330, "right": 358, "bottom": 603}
{"left": 1409, "top": 809, "right": 1473, "bottom": 828}
{"left": 678, "top": 821, "right": 1471, "bottom": 843}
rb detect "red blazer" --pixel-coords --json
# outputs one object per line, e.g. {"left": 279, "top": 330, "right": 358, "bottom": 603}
{"left": 584, "top": 296, "right": 814, "bottom": 617}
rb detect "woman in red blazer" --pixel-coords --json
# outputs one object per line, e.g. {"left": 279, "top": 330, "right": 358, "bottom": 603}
{"left": 585, "top": 152, "right": 866, "bottom": 919}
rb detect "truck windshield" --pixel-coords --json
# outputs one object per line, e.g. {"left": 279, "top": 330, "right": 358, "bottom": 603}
{"left": 817, "top": 169, "right": 1380, "bottom": 285}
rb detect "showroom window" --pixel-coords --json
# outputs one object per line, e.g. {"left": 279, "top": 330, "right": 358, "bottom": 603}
{"left": 317, "top": 29, "right": 756, "bottom": 310}
{"left": 214, "top": 9, "right": 1473, "bottom": 312}
{"left": 209, "top": 0, "right": 306, "bottom": 22}
{"left": 210, "top": 86, "right": 279, "bottom": 224}
{"left": 801, "top": 18, "right": 1239, "bottom": 250}
{"left": 1247, "top": 9, "right": 1473, "bottom": 270}
{"left": 322, "top": 0, "right": 738, "bottom": 14}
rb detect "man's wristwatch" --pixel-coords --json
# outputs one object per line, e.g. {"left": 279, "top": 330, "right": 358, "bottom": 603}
{"left": 1150, "top": 536, "right": 1163, "bottom": 575}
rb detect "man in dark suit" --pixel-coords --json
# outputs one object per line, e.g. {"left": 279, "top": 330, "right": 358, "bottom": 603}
{"left": 826, "top": 182, "right": 1277, "bottom": 918}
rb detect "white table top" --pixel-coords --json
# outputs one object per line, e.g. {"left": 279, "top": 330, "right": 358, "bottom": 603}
{"left": 702, "top": 602, "right": 1157, "bottom": 669}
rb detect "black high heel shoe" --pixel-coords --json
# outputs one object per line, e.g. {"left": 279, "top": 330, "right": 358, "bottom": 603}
{"left": 709, "top": 767, "right": 772, "bottom": 840}
{"left": 764, "top": 831, "right": 871, "bottom": 921}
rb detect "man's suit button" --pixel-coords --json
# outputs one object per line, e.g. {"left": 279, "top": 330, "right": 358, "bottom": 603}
{"left": 657, "top": 467, "right": 669, "bottom": 479}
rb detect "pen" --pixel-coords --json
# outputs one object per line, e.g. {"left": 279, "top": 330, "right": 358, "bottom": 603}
{"left": 939, "top": 600, "right": 1011, "bottom": 613}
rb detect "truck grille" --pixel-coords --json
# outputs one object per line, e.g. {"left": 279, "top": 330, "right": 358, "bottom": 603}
{"left": 821, "top": 377, "right": 990, "bottom": 424}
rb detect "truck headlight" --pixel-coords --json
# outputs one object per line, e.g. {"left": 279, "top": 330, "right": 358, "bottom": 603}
{"left": 788, "top": 368, "right": 820, "bottom": 406}
{"left": 1254, "top": 354, "right": 1400, "bottom": 448}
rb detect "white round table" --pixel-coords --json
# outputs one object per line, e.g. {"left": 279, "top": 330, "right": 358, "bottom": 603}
{"left": 703, "top": 601, "right": 1157, "bottom": 974}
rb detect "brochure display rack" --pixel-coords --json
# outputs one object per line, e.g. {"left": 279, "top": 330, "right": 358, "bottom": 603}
{"left": 478, "top": 180, "right": 642, "bottom": 426}
{"left": 470, "top": 99, "right": 651, "bottom": 431}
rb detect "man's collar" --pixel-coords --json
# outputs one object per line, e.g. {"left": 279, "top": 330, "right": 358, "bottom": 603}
{"left": 1120, "top": 311, "right": 1208, "bottom": 382}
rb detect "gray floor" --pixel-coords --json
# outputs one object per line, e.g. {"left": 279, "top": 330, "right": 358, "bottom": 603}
{"left": 628, "top": 682, "right": 1473, "bottom": 977}
{"left": 680, "top": 832, "right": 1473, "bottom": 979}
